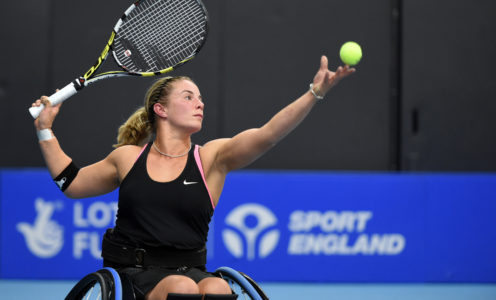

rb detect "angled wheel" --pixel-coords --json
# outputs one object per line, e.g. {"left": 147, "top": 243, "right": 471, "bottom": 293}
{"left": 65, "top": 267, "right": 124, "bottom": 300}
{"left": 215, "top": 267, "right": 269, "bottom": 300}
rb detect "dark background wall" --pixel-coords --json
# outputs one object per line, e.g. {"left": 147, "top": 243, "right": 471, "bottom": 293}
{"left": 1, "top": 0, "right": 495, "bottom": 171}
{"left": 401, "top": 0, "right": 496, "bottom": 171}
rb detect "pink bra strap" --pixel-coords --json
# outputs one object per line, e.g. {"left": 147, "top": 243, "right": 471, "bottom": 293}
{"left": 194, "top": 145, "right": 215, "bottom": 209}
{"left": 135, "top": 144, "right": 148, "bottom": 162}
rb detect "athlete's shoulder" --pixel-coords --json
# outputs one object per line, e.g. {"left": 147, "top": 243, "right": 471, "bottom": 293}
{"left": 196, "top": 138, "right": 231, "bottom": 173}
{"left": 108, "top": 144, "right": 147, "bottom": 163}
{"left": 201, "top": 138, "right": 230, "bottom": 151}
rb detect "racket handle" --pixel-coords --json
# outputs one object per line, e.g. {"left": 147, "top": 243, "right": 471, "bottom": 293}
{"left": 29, "top": 81, "right": 79, "bottom": 119}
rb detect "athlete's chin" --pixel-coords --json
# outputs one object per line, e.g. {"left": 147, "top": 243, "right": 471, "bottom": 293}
{"left": 181, "top": 120, "right": 203, "bottom": 135}
{"left": 188, "top": 124, "right": 202, "bottom": 134}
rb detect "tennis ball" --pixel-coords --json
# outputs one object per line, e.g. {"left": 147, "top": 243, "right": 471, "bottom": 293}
{"left": 339, "top": 41, "right": 362, "bottom": 66}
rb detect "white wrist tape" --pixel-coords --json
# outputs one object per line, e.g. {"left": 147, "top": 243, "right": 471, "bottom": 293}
{"left": 37, "top": 128, "right": 54, "bottom": 141}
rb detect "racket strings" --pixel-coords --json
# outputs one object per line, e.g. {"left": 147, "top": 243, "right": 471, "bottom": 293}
{"left": 114, "top": 0, "right": 207, "bottom": 72}
{"left": 134, "top": 2, "right": 205, "bottom": 70}
{"left": 147, "top": 1, "right": 205, "bottom": 63}
{"left": 133, "top": 5, "right": 199, "bottom": 62}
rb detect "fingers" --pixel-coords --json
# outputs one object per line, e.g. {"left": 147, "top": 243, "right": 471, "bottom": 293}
{"left": 319, "top": 54, "right": 358, "bottom": 73}
{"left": 342, "top": 65, "right": 356, "bottom": 73}
{"left": 340, "top": 65, "right": 356, "bottom": 78}
{"left": 31, "top": 95, "right": 55, "bottom": 108}
{"left": 311, "top": 55, "right": 356, "bottom": 97}
{"left": 335, "top": 66, "right": 344, "bottom": 78}
{"left": 40, "top": 96, "right": 51, "bottom": 107}
{"left": 318, "top": 56, "right": 356, "bottom": 83}
{"left": 320, "top": 55, "right": 328, "bottom": 72}
{"left": 32, "top": 96, "right": 47, "bottom": 107}
{"left": 333, "top": 65, "right": 355, "bottom": 80}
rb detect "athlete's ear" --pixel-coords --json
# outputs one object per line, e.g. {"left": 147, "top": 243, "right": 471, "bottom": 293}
{"left": 153, "top": 103, "right": 167, "bottom": 119}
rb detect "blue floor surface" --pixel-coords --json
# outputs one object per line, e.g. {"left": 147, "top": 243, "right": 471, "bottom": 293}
{"left": 0, "top": 280, "right": 495, "bottom": 300}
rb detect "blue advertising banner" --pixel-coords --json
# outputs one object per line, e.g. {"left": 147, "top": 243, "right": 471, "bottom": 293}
{"left": 208, "top": 172, "right": 496, "bottom": 282}
{"left": 0, "top": 169, "right": 118, "bottom": 279}
{"left": 1, "top": 169, "right": 495, "bottom": 282}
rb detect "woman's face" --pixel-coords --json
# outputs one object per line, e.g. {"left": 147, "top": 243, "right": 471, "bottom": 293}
{"left": 160, "top": 79, "right": 204, "bottom": 133}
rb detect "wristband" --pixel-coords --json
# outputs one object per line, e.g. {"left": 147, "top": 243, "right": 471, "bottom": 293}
{"left": 37, "top": 128, "right": 54, "bottom": 141}
{"left": 309, "top": 83, "right": 324, "bottom": 100}
{"left": 54, "top": 161, "right": 80, "bottom": 191}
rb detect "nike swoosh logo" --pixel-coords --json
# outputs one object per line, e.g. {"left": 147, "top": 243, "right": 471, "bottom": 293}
{"left": 183, "top": 180, "right": 198, "bottom": 185}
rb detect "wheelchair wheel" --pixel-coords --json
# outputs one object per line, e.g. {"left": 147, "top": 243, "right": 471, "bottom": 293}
{"left": 65, "top": 268, "right": 123, "bottom": 300}
{"left": 215, "top": 267, "right": 269, "bottom": 300}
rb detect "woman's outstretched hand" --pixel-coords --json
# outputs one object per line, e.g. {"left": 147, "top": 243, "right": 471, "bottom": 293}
{"left": 312, "top": 55, "right": 356, "bottom": 98}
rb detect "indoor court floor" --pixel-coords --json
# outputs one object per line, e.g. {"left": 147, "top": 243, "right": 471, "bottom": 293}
{"left": 0, "top": 280, "right": 495, "bottom": 300}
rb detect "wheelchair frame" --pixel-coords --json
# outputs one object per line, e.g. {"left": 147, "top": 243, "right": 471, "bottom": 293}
{"left": 65, "top": 266, "right": 268, "bottom": 300}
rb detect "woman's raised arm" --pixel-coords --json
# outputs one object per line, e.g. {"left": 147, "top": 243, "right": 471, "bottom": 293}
{"left": 210, "top": 56, "right": 355, "bottom": 172}
{"left": 32, "top": 96, "right": 120, "bottom": 199}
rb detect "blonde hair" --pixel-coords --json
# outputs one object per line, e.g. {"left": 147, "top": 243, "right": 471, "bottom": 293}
{"left": 113, "top": 76, "right": 192, "bottom": 148}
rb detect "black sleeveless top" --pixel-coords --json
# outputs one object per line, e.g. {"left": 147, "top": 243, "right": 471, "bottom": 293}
{"left": 113, "top": 142, "right": 214, "bottom": 250}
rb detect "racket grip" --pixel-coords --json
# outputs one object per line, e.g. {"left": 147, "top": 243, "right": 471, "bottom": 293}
{"left": 29, "top": 82, "right": 79, "bottom": 119}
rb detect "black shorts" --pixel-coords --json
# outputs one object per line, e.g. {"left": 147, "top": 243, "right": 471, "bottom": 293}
{"left": 117, "top": 265, "right": 216, "bottom": 299}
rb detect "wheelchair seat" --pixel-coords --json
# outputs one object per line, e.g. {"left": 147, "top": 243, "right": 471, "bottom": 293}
{"left": 65, "top": 266, "right": 268, "bottom": 300}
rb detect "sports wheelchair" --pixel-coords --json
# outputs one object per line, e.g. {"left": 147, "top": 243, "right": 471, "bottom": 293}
{"left": 65, "top": 266, "right": 269, "bottom": 300}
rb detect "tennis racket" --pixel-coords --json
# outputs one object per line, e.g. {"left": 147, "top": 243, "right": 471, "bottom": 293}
{"left": 29, "top": 0, "right": 209, "bottom": 119}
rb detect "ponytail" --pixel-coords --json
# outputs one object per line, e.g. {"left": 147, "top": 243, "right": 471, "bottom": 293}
{"left": 113, "top": 107, "right": 152, "bottom": 148}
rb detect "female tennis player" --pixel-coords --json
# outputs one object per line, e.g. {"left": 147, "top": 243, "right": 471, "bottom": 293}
{"left": 31, "top": 56, "right": 355, "bottom": 300}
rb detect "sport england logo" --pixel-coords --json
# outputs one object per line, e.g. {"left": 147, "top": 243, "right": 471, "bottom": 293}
{"left": 16, "top": 198, "right": 64, "bottom": 258}
{"left": 222, "top": 203, "right": 280, "bottom": 260}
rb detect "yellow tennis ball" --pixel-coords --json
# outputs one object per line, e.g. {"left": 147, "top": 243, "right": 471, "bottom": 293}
{"left": 339, "top": 41, "right": 362, "bottom": 66}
